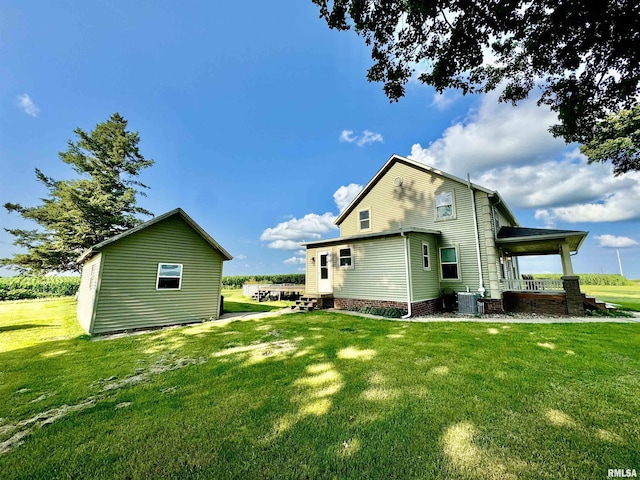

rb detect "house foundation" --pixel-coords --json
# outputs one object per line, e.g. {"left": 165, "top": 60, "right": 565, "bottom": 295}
{"left": 333, "top": 297, "right": 440, "bottom": 317}
{"left": 502, "top": 291, "right": 568, "bottom": 315}
{"left": 478, "top": 298, "right": 504, "bottom": 314}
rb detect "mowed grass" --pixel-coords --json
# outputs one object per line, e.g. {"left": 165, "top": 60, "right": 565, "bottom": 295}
{"left": 1, "top": 299, "right": 639, "bottom": 479}
{"left": 222, "top": 288, "right": 295, "bottom": 313}
{"left": 582, "top": 280, "right": 640, "bottom": 311}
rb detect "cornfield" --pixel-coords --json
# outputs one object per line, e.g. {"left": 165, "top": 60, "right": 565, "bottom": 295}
{"left": 0, "top": 276, "right": 81, "bottom": 301}
{"left": 530, "top": 273, "right": 632, "bottom": 286}
{"left": 222, "top": 274, "right": 305, "bottom": 289}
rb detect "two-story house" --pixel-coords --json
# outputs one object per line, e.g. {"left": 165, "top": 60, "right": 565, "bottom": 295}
{"left": 303, "top": 154, "right": 588, "bottom": 316}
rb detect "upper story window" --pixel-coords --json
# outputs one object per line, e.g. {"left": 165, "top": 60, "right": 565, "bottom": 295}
{"left": 358, "top": 208, "right": 371, "bottom": 231}
{"left": 338, "top": 246, "right": 354, "bottom": 269}
{"left": 435, "top": 191, "right": 455, "bottom": 220}
{"left": 422, "top": 242, "right": 431, "bottom": 270}
{"left": 157, "top": 263, "right": 183, "bottom": 290}
{"left": 439, "top": 247, "right": 460, "bottom": 280}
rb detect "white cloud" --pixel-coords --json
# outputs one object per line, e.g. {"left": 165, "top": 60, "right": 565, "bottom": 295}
{"left": 409, "top": 91, "right": 565, "bottom": 176}
{"left": 264, "top": 239, "right": 303, "bottom": 250}
{"left": 339, "top": 129, "right": 384, "bottom": 147}
{"left": 476, "top": 150, "right": 640, "bottom": 209}
{"left": 358, "top": 130, "right": 384, "bottom": 146}
{"left": 339, "top": 130, "right": 356, "bottom": 143}
{"left": 529, "top": 165, "right": 640, "bottom": 224}
{"left": 596, "top": 235, "right": 639, "bottom": 248}
{"left": 333, "top": 183, "right": 364, "bottom": 212}
{"left": 17, "top": 94, "right": 40, "bottom": 117}
{"left": 284, "top": 256, "right": 306, "bottom": 264}
{"left": 260, "top": 212, "right": 338, "bottom": 250}
{"left": 235, "top": 254, "right": 247, "bottom": 260}
{"left": 431, "top": 90, "right": 460, "bottom": 111}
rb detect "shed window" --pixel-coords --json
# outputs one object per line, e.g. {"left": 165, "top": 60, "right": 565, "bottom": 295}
{"left": 435, "top": 192, "right": 454, "bottom": 220}
{"left": 339, "top": 246, "right": 354, "bottom": 269}
{"left": 157, "top": 263, "right": 183, "bottom": 290}
{"left": 422, "top": 242, "right": 430, "bottom": 270}
{"left": 358, "top": 209, "right": 370, "bottom": 231}
{"left": 439, "top": 247, "right": 459, "bottom": 280}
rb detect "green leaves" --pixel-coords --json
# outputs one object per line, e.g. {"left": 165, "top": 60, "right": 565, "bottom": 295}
{"left": 312, "top": 0, "right": 640, "bottom": 147}
{"left": 2, "top": 113, "right": 154, "bottom": 274}
{"left": 580, "top": 105, "right": 640, "bottom": 176}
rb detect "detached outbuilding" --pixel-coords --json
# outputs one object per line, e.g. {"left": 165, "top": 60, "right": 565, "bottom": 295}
{"left": 76, "top": 208, "right": 232, "bottom": 334}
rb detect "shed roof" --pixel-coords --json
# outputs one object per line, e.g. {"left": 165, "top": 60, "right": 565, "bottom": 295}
{"left": 77, "top": 208, "right": 233, "bottom": 263}
{"left": 334, "top": 154, "right": 518, "bottom": 226}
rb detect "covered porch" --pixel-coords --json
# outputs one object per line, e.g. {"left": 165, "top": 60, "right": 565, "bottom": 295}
{"left": 495, "top": 226, "right": 588, "bottom": 315}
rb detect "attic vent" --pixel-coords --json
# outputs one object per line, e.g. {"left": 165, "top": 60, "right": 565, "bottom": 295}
{"left": 394, "top": 176, "right": 403, "bottom": 186}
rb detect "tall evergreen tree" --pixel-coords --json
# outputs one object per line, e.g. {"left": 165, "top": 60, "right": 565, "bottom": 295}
{"left": 2, "top": 113, "right": 154, "bottom": 274}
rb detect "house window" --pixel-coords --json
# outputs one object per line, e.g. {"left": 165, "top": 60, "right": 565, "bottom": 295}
{"left": 338, "top": 246, "right": 354, "bottom": 269}
{"left": 157, "top": 263, "right": 183, "bottom": 290}
{"left": 422, "top": 242, "right": 430, "bottom": 270}
{"left": 358, "top": 208, "right": 370, "bottom": 231}
{"left": 439, "top": 247, "right": 459, "bottom": 280}
{"left": 320, "top": 255, "right": 329, "bottom": 279}
{"left": 435, "top": 191, "right": 454, "bottom": 220}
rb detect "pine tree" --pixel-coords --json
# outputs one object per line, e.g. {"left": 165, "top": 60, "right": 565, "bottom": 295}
{"left": 2, "top": 113, "right": 154, "bottom": 273}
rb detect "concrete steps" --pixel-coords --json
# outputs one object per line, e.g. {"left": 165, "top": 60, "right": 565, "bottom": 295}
{"left": 291, "top": 296, "right": 318, "bottom": 312}
{"left": 582, "top": 294, "right": 615, "bottom": 311}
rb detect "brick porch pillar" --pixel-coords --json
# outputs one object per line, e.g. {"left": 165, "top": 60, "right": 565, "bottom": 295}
{"left": 562, "top": 275, "right": 584, "bottom": 316}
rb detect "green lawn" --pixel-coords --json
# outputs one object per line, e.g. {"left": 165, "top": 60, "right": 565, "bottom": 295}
{"left": 221, "top": 288, "right": 294, "bottom": 313}
{"left": 582, "top": 280, "right": 640, "bottom": 311}
{"left": 1, "top": 299, "right": 639, "bottom": 479}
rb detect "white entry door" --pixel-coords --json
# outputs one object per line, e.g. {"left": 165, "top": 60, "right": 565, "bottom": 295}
{"left": 317, "top": 251, "right": 332, "bottom": 293}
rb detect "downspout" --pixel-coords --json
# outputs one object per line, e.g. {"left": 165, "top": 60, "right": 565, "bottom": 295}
{"left": 468, "top": 174, "right": 485, "bottom": 297}
{"left": 401, "top": 231, "right": 412, "bottom": 318}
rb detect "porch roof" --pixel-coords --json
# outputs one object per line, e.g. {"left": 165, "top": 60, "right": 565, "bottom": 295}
{"left": 496, "top": 226, "right": 588, "bottom": 256}
{"left": 302, "top": 228, "right": 440, "bottom": 248}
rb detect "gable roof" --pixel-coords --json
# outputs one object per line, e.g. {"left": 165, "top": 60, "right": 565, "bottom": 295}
{"left": 334, "top": 154, "right": 518, "bottom": 226}
{"left": 77, "top": 208, "right": 233, "bottom": 263}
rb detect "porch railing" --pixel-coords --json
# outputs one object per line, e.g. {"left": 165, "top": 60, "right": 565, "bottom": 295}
{"left": 500, "top": 278, "right": 564, "bottom": 292}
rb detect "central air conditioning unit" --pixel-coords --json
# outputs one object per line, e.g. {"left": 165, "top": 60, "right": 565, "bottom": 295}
{"left": 457, "top": 292, "right": 479, "bottom": 314}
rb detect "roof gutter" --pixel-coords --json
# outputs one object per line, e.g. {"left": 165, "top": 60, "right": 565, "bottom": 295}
{"left": 468, "top": 174, "right": 485, "bottom": 297}
{"left": 401, "top": 231, "right": 412, "bottom": 319}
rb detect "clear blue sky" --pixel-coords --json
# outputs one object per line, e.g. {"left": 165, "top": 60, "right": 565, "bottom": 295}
{"left": 1, "top": 1, "right": 638, "bottom": 279}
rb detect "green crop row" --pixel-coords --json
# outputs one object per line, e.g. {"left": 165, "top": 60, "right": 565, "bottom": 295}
{"left": 0, "top": 276, "right": 81, "bottom": 300}
{"left": 222, "top": 274, "right": 306, "bottom": 289}
{"left": 530, "top": 273, "right": 632, "bottom": 286}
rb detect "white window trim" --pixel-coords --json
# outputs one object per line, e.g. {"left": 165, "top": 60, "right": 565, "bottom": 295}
{"left": 435, "top": 191, "right": 456, "bottom": 221}
{"left": 156, "top": 263, "right": 183, "bottom": 290}
{"left": 358, "top": 207, "right": 372, "bottom": 232}
{"left": 439, "top": 246, "right": 460, "bottom": 281}
{"left": 338, "top": 245, "right": 354, "bottom": 270}
{"left": 421, "top": 241, "right": 431, "bottom": 271}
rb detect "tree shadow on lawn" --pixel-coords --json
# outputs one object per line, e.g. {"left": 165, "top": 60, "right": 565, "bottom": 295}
{"left": 0, "top": 324, "right": 52, "bottom": 333}
{"left": 2, "top": 314, "right": 640, "bottom": 479}
{"left": 223, "top": 301, "right": 283, "bottom": 313}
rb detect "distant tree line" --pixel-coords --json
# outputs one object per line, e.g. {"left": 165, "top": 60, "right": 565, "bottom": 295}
{"left": 530, "top": 273, "right": 632, "bottom": 286}
{"left": 222, "top": 274, "right": 306, "bottom": 289}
